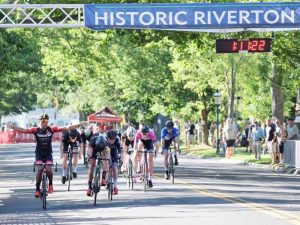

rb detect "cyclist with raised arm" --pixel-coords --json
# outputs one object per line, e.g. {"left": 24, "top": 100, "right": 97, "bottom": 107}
{"left": 12, "top": 113, "right": 85, "bottom": 198}
{"left": 161, "top": 120, "right": 179, "bottom": 179}
{"left": 86, "top": 131, "right": 109, "bottom": 197}
{"left": 60, "top": 129, "right": 83, "bottom": 184}
{"left": 106, "top": 129, "right": 122, "bottom": 195}
{"left": 121, "top": 125, "right": 137, "bottom": 181}
{"left": 135, "top": 125, "right": 158, "bottom": 188}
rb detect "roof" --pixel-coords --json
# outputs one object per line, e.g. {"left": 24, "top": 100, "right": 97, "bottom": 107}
{"left": 87, "top": 106, "right": 122, "bottom": 123}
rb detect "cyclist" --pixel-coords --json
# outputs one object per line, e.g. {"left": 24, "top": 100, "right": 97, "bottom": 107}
{"left": 106, "top": 129, "right": 122, "bottom": 195}
{"left": 86, "top": 131, "right": 110, "bottom": 197}
{"left": 135, "top": 125, "right": 158, "bottom": 188}
{"left": 161, "top": 120, "right": 179, "bottom": 179}
{"left": 12, "top": 113, "right": 85, "bottom": 198}
{"left": 60, "top": 129, "right": 83, "bottom": 184}
{"left": 121, "top": 125, "right": 137, "bottom": 181}
{"left": 79, "top": 126, "right": 93, "bottom": 165}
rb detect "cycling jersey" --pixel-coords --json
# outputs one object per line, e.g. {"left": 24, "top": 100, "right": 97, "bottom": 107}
{"left": 62, "top": 131, "right": 82, "bottom": 153}
{"left": 136, "top": 130, "right": 157, "bottom": 151}
{"left": 161, "top": 127, "right": 179, "bottom": 141}
{"left": 107, "top": 137, "right": 122, "bottom": 164}
{"left": 27, "top": 126, "right": 63, "bottom": 161}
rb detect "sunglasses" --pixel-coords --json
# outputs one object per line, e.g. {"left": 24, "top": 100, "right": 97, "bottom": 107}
{"left": 108, "top": 137, "right": 116, "bottom": 140}
{"left": 142, "top": 133, "right": 149, "bottom": 135}
{"left": 40, "top": 119, "right": 48, "bottom": 123}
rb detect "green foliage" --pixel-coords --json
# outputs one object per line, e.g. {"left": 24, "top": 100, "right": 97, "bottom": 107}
{"left": 0, "top": 29, "right": 42, "bottom": 115}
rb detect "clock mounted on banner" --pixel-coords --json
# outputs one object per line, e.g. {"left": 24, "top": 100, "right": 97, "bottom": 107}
{"left": 216, "top": 38, "right": 272, "bottom": 53}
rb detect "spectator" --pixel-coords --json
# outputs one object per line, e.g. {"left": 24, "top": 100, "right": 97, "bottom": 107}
{"left": 266, "top": 119, "right": 277, "bottom": 165}
{"left": 251, "top": 121, "right": 265, "bottom": 160}
{"left": 286, "top": 118, "right": 299, "bottom": 140}
{"left": 185, "top": 121, "right": 196, "bottom": 148}
{"left": 223, "top": 118, "right": 238, "bottom": 159}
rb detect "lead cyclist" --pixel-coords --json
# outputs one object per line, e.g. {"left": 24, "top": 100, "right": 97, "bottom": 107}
{"left": 161, "top": 120, "right": 179, "bottom": 179}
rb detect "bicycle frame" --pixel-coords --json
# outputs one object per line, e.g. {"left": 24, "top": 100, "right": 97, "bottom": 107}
{"left": 167, "top": 147, "right": 175, "bottom": 184}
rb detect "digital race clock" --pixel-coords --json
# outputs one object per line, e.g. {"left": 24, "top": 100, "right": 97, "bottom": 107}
{"left": 216, "top": 38, "right": 272, "bottom": 53}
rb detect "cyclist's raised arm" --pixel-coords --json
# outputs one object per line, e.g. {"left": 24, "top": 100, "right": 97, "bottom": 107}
{"left": 12, "top": 125, "right": 36, "bottom": 134}
{"left": 60, "top": 121, "right": 88, "bottom": 131}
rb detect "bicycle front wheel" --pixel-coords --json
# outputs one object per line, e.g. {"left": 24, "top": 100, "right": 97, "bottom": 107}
{"left": 169, "top": 156, "right": 175, "bottom": 184}
{"left": 67, "top": 161, "right": 72, "bottom": 191}
{"left": 128, "top": 159, "right": 134, "bottom": 190}
{"left": 93, "top": 175, "right": 100, "bottom": 206}
{"left": 107, "top": 170, "right": 113, "bottom": 201}
{"left": 42, "top": 173, "right": 47, "bottom": 210}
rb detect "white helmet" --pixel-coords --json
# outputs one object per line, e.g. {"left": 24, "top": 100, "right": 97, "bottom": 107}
{"left": 126, "top": 126, "right": 136, "bottom": 139}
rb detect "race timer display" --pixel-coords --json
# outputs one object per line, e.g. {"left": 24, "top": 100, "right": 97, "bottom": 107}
{"left": 216, "top": 38, "right": 272, "bottom": 53}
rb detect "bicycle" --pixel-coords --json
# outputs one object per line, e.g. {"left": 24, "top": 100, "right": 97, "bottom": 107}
{"left": 166, "top": 147, "right": 175, "bottom": 184}
{"left": 33, "top": 162, "right": 57, "bottom": 210}
{"left": 66, "top": 147, "right": 78, "bottom": 191}
{"left": 137, "top": 149, "right": 150, "bottom": 193}
{"left": 92, "top": 151, "right": 112, "bottom": 206}
{"left": 125, "top": 147, "right": 135, "bottom": 190}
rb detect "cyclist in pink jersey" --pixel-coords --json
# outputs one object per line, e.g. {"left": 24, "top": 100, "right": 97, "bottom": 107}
{"left": 135, "top": 125, "right": 158, "bottom": 188}
{"left": 13, "top": 113, "right": 86, "bottom": 198}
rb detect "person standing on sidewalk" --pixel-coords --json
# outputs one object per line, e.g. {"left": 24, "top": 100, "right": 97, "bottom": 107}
{"left": 12, "top": 113, "right": 86, "bottom": 198}
{"left": 223, "top": 118, "right": 238, "bottom": 159}
{"left": 251, "top": 121, "right": 265, "bottom": 160}
{"left": 266, "top": 119, "right": 277, "bottom": 165}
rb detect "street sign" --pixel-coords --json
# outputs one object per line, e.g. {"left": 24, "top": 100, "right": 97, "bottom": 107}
{"left": 216, "top": 38, "right": 272, "bottom": 53}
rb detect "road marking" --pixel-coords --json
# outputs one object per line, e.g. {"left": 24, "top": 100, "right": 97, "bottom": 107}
{"left": 155, "top": 174, "right": 300, "bottom": 225}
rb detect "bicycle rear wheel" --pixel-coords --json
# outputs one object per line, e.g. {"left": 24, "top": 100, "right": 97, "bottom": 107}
{"left": 41, "top": 173, "right": 47, "bottom": 210}
{"left": 143, "top": 163, "right": 147, "bottom": 193}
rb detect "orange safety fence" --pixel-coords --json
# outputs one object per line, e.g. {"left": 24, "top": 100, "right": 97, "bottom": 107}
{"left": 0, "top": 131, "right": 62, "bottom": 144}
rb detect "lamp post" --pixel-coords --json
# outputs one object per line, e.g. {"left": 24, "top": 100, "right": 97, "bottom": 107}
{"left": 214, "top": 91, "right": 221, "bottom": 154}
{"left": 235, "top": 96, "right": 241, "bottom": 124}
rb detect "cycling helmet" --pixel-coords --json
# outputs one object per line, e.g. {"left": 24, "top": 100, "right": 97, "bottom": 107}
{"left": 126, "top": 126, "right": 136, "bottom": 139}
{"left": 38, "top": 113, "right": 49, "bottom": 120}
{"left": 95, "top": 134, "right": 107, "bottom": 150}
{"left": 165, "top": 120, "right": 174, "bottom": 129}
{"left": 107, "top": 130, "right": 118, "bottom": 139}
{"left": 69, "top": 130, "right": 78, "bottom": 139}
{"left": 141, "top": 126, "right": 149, "bottom": 134}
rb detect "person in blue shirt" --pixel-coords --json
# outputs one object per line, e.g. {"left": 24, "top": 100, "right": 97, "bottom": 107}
{"left": 251, "top": 121, "right": 265, "bottom": 160}
{"left": 161, "top": 120, "right": 179, "bottom": 179}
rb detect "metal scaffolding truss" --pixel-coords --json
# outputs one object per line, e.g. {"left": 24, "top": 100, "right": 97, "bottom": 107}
{"left": 0, "top": 4, "right": 84, "bottom": 28}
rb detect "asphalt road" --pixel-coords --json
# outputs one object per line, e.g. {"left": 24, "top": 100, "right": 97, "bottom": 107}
{"left": 0, "top": 143, "right": 299, "bottom": 225}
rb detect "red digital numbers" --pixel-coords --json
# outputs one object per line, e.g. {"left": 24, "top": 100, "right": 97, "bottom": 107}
{"left": 216, "top": 38, "right": 271, "bottom": 53}
{"left": 231, "top": 39, "right": 267, "bottom": 52}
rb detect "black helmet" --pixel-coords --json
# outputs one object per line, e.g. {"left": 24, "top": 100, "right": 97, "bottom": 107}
{"left": 165, "top": 120, "right": 174, "bottom": 129}
{"left": 107, "top": 130, "right": 118, "bottom": 139}
{"left": 95, "top": 134, "right": 107, "bottom": 150}
{"left": 38, "top": 113, "right": 49, "bottom": 120}
{"left": 141, "top": 126, "right": 149, "bottom": 134}
{"left": 69, "top": 130, "right": 78, "bottom": 139}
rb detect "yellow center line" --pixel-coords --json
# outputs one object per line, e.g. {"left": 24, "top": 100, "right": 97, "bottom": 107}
{"left": 155, "top": 174, "right": 300, "bottom": 225}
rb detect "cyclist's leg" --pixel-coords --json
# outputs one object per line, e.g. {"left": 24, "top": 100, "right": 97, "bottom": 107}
{"left": 87, "top": 157, "right": 96, "bottom": 195}
{"left": 173, "top": 138, "right": 179, "bottom": 165}
{"left": 62, "top": 153, "right": 68, "bottom": 179}
{"left": 35, "top": 160, "right": 43, "bottom": 192}
{"left": 122, "top": 144, "right": 128, "bottom": 172}
{"left": 147, "top": 150, "right": 154, "bottom": 187}
{"left": 72, "top": 150, "right": 79, "bottom": 177}
{"left": 134, "top": 141, "right": 143, "bottom": 174}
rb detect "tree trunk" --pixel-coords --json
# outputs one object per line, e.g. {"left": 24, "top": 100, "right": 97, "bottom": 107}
{"left": 227, "top": 55, "right": 236, "bottom": 120}
{"left": 201, "top": 109, "right": 209, "bottom": 145}
{"left": 295, "top": 87, "right": 300, "bottom": 117}
{"left": 270, "top": 63, "right": 284, "bottom": 122}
